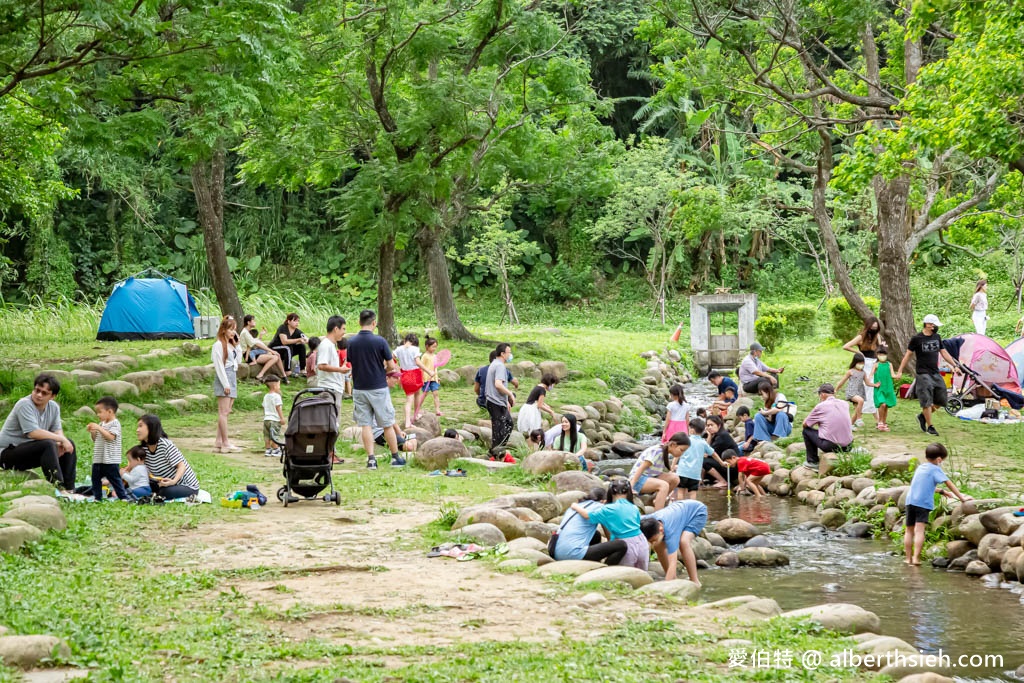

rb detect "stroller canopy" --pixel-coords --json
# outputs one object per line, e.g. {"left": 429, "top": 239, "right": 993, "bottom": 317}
{"left": 943, "top": 333, "right": 1022, "bottom": 392}
{"left": 1007, "top": 337, "right": 1024, "bottom": 389}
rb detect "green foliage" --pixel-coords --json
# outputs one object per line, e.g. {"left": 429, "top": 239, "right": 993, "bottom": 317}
{"left": 827, "top": 450, "right": 875, "bottom": 478}
{"left": 521, "top": 260, "right": 596, "bottom": 304}
{"left": 760, "top": 304, "right": 818, "bottom": 339}
{"left": 754, "top": 314, "right": 787, "bottom": 353}
{"left": 826, "top": 297, "right": 880, "bottom": 342}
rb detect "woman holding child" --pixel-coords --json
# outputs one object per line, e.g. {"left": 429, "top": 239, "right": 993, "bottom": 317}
{"left": 136, "top": 414, "right": 200, "bottom": 500}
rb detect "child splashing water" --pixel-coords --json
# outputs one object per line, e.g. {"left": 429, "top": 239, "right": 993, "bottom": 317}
{"left": 662, "top": 384, "right": 690, "bottom": 442}
{"left": 415, "top": 336, "right": 442, "bottom": 420}
{"left": 835, "top": 352, "right": 877, "bottom": 429}
{"left": 873, "top": 345, "right": 899, "bottom": 432}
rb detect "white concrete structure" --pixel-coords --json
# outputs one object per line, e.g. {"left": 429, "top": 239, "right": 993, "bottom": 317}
{"left": 689, "top": 294, "right": 757, "bottom": 375}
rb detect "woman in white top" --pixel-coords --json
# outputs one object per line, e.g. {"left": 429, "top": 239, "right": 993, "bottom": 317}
{"left": 970, "top": 279, "right": 988, "bottom": 335}
{"left": 211, "top": 316, "right": 242, "bottom": 453}
{"left": 240, "top": 315, "right": 288, "bottom": 382}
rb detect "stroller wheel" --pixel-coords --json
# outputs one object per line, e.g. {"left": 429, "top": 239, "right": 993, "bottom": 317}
{"left": 332, "top": 491, "right": 341, "bottom": 505}
{"left": 276, "top": 486, "right": 287, "bottom": 502}
{"left": 945, "top": 397, "right": 963, "bottom": 417}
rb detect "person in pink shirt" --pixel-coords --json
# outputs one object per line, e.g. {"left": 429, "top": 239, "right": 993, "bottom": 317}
{"left": 801, "top": 383, "right": 853, "bottom": 471}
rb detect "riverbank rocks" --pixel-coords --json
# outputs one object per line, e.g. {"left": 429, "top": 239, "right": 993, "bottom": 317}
{"left": 737, "top": 547, "right": 790, "bottom": 567}
{"left": 841, "top": 522, "right": 873, "bottom": 538}
{"left": 870, "top": 454, "right": 915, "bottom": 472}
{"left": 3, "top": 504, "right": 66, "bottom": 532}
{"left": 0, "top": 634, "right": 71, "bottom": 668}
{"left": 555, "top": 490, "right": 587, "bottom": 513}
{"left": 780, "top": 603, "right": 881, "bottom": 634}
{"left": 636, "top": 579, "right": 700, "bottom": 601}
{"left": 537, "top": 560, "right": 605, "bottom": 577}
{"left": 490, "top": 492, "right": 560, "bottom": 522}
{"left": 552, "top": 471, "right": 604, "bottom": 493}
{"left": 522, "top": 450, "right": 579, "bottom": 475}
{"left": 743, "top": 535, "right": 771, "bottom": 548}
{"left": 715, "top": 518, "right": 758, "bottom": 543}
{"left": 965, "top": 560, "right": 990, "bottom": 576}
{"left": 820, "top": 509, "right": 847, "bottom": 529}
{"left": 451, "top": 523, "right": 506, "bottom": 546}
{"left": 957, "top": 514, "right": 988, "bottom": 545}
{"left": 506, "top": 548, "right": 553, "bottom": 566}
{"left": 415, "top": 437, "right": 469, "bottom": 470}
{"left": 945, "top": 540, "right": 973, "bottom": 560}
{"left": 978, "top": 534, "right": 1011, "bottom": 567}
{"left": 715, "top": 551, "right": 740, "bottom": 568}
{"left": 895, "top": 675, "right": 955, "bottom": 683}
{"left": 698, "top": 595, "right": 782, "bottom": 621}
{"left": 0, "top": 520, "right": 45, "bottom": 552}
{"left": 538, "top": 361, "right": 568, "bottom": 380}
{"left": 412, "top": 413, "right": 441, "bottom": 437}
{"left": 452, "top": 508, "right": 525, "bottom": 540}
{"left": 92, "top": 380, "right": 138, "bottom": 398}
{"left": 979, "top": 506, "right": 1024, "bottom": 535}
{"left": 574, "top": 566, "right": 653, "bottom": 589}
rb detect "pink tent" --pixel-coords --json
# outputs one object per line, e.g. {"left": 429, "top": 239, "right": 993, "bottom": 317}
{"left": 1007, "top": 337, "right": 1024, "bottom": 388}
{"left": 944, "top": 333, "right": 1022, "bottom": 392}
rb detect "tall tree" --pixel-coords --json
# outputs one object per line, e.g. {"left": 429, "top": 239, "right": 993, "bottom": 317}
{"left": 242, "top": 0, "right": 608, "bottom": 341}
{"left": 644, "top": 0, "right": 1005, "bottom": 353}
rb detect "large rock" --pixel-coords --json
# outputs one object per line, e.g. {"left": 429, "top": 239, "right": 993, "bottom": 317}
{"left": 552, "top": 471, "right": 605, "bottom": 493}
{"left": 524, "top": 522, "right": 556, "bottom": 543}
{"left": 1001, "top": 546, "right": 1023, "bottom": 580}
{"left": 870, "top": 454, "right": 916, "bottom": 472}
{"left": 636, "top": 579, "right": 701, "bottom": 601}
{"left": 978, "top": 534, "right": 1010, "bottom": 566}
{"left": 965, "top": 560, "right": 990, "bottom": 576}
{"left": 538, "top": 361, "right": 569, "bottom": 380}
{"left": 70, "top": 369, "right": 104, "bottom": 386}
{"left": 820, "top": 509, "right": 847, "bottom": 529}
{"left": 451, "top": 523, "right": 506, "bottom": 546}
{"left": 715, "top": 518, "right": 758, "bottom": 543}
{"left": 893, "top": 675, "right": 954, "bottom": 683}
{"left": 120, "top": 371, "right": 165, "bottom": 392}
{"left": 492, "top": 492, "right": 560, "bottom": 522}
{"left": 455, "top": 365, "right": 479, "bottom": 384}
{"left": 780, "top": 603, "right": 881, "bottom": 634}
{"left": 555, "top": 490, "right": 587, "bottom": 513}
{"left": 957, "top": 514, "right": 988, "bottom": 545}
{"left": 979, "top": 506, "right": 1024, "bottom": 535}
{"left": 690, "top": 536, "right": 715, "bottom": 563}
{"left": 0, "top": 635, "right": 71, "bottom": 668}
{"left": 715, "top": 551, "right": 740, "bottom": 568}
{"left": 9, "top": 495, "right": 58, "bottom": 509}
{"left": 536, "top": 560, "right": 605, "bottom": 577}
{"left": 506, "top": 547, "right": 553, "bottom": 566}
{"left": 453, "top": 507, "right": 525, "bottom": 540}
{"left": 737, "top": 547, "right": 790, "bottom": 567}
{"left": 414, "top": 438, "right": 469, "bottom": 470}
{"left": 875, "top": 486, "right": 909, "bottom": 506}
{"left": 789, "top": 466, "right": 817, "bottom": 485}
{"left": 92, "top": 380, "right": 138, "bottom": 398}
{"left": 945, "top": 540, "right": 973, "bottom": 561}
{"left": 522, "top": 450, "right": 579, "bottom": 475}
{"left": 3, "top": 505, "right": 66, "bottom": 531}
{"left": 0, "top": 520, "right": 45, "bottom": 552}
{"left": 507, "top": 536, "right": 548, "bottom": 553}
{"left": 413, "top": 413, "right": 441, "bottom": 437}
{"left": 574, "top": 566, "right": 654, "bottom": 589}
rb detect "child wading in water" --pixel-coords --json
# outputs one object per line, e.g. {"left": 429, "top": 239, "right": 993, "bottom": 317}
{"left": 662, "top": 384, "right": 690, "bottom": 442}
{"left": 415, "top": 336, "right": 442, "bottom": 419}
{"left": 873, "top": 345, "right": 899, "bottom": 432}
{"left": 904, "top": 443, "right": 971, "bottom": 566}
{"left": 835, "top": 352, "right": 877, "bottom": 429}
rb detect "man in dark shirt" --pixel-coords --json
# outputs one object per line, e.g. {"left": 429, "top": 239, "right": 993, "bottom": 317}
{"left": 896, "top": 314, "right": 958, "bottom": 436}
{"left": 708, "top": 372, "right": 739, "bottom": 414}
{"left": 346, "top": 309, "right": 403, "bottom": 469}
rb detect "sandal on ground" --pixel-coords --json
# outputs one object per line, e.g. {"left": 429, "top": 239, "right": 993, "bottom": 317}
{"left": 435, "top": 411, "right": 444, "bottom": 416}
{"left": 427, "top": 470, "right": 443, "bottom": 477}
{"left": 445, "top": 468, "right": 467, "bottom": 477}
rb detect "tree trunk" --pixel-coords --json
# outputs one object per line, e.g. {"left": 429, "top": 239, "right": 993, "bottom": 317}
{"left": 190, "top": 143, "right": 242, "bottom": 321}
{"left": 418, "top": 228, "right": 481, "bottom": 341}
{"left": 377, "top": 236, "right": 398, "bottom": 345}
{"left": 874, "top": 175, "right": 916, "bottom": 354}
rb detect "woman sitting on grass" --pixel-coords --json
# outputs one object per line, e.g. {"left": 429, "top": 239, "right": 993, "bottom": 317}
{"left": 136, "top": 414, "right": 200, "bottom": 500}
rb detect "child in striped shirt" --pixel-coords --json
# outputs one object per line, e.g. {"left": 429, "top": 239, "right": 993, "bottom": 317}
{"left": 87, "top": 396, "right": 128, "bottom": 501}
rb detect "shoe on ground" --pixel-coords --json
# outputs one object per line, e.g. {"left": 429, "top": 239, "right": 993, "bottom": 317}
{"left": 503, "top": 453, "right": 516, "bottom": 463}
{"left": 927, "top": 425, "right": 939, "bottom": 436}
{"left": 855, "top": 418, "right": 864, "bottom": 427}
{"left": 427, "top": 470, "right": 443, "bottom": 477}
{"left": 917, "top": 413, "right": 927, "bottom": 433}
{"left": 266, "top": 448, "right": 281, "bottom": 458}
{"left": 390, "top": 455, "right": 407, "bottom": 467}
{"left": 367, "top": 456, "right": 378, "bottom": 470}
{"left": 264, "top": 448, "right": 273, "bottom": 457}
{"left": 804, "top": 461, "right": 819, "bottom": 472}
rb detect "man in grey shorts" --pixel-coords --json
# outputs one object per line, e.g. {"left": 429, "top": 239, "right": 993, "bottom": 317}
{"left": 896, "top": 314, "right": 958, "bottom": 436}
{"left": 346, "top": 309, "right": 403, "bottom": 469}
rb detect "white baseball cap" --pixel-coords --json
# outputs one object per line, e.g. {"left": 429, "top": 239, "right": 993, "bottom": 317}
{"left": 922, "top": 314, "right": 942, "bottom": 327}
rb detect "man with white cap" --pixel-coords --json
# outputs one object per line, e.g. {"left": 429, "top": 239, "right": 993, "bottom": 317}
{"left": 738, "top": 342, "right": 785, "bottom": 394}
{"left": 896, "top": 314, "right": 958, "bottom": 436}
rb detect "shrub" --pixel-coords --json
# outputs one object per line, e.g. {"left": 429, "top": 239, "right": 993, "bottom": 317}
{"left": 828, "top": 449, "right": 874, "bottom": 477}
{"left": 754, "top": 314, "right": 787, "bottom": 352}
{"left": 826, "top": 297, "right": 880, "bottom": 341}
{"left": 760, "top": 303, "right": 818, "bottom": 339}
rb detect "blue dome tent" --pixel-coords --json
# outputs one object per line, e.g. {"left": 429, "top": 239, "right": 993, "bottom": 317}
{"left": 96, "top": 270, "right": 200, "bottom": 341}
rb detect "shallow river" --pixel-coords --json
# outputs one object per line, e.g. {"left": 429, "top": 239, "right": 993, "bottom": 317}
{"left": 696, "top": 490, "right": 1024, "bottom": 682}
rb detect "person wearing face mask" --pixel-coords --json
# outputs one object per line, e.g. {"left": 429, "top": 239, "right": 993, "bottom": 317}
{"left": 485, "top": 342, "right": 516, "bottom": 456}
{"left": 835, "top": 352, "right": 877, "bottom": 429}
{"left": 842, "top": 316, "right": 882, "bottom": 425}
{"left": 872, "top": 345, "right": 899, "bottom": 431}
{"left": 897, "top": 314, "right": 958, "bottom": 436}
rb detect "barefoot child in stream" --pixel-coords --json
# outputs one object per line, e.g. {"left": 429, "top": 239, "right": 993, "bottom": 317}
{"left": 724, "top": 450, "right": 771, "bottom": 496}
{"left": 904, "top": 443, "right": 971, "bottom": 566}
{"left": 671, "top": 418, "right": 714, "bottom": 501}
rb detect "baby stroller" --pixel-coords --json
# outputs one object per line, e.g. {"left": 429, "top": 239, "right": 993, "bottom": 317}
{"left": 277, "top": 387, "right": 341, "bottom": 507}
{"left": 941, "top": 334, "right": 1024, "bottom": 416}
{"left": 946, "top": 360, "right": 1024, "bottom": 416}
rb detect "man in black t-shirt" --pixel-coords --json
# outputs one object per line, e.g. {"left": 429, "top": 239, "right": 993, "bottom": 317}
{"left": 896, "top": 314, "right": 958, "bottom": 436}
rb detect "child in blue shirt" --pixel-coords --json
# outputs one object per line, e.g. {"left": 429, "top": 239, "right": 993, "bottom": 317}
{"left": 672, "top": 418, "right": 714, "bottom": 501}
{"left": 736, "top": 406, "right": 756, "bottom": 454}
{"left": 571, "top": 480, "right": 650, "bottom": 569}
{"left": 904, "top": 443, "right": 970, "bottom": 566}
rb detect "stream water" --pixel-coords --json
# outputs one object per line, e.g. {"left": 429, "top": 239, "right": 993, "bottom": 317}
{"left": 620, "top": 380, "right": 1024, "bottom": 680}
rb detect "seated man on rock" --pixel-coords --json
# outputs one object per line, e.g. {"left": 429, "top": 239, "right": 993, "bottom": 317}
{"left": 801, "top": 383, "right": 853, "bottom": 472}
{"left": 708, "top": 371, "right": 739, "bottom": 415}
{"left": 0, "top": 373, "right": 77, "bottom": 491}
{"left": 641, "top": 499, "right": 708, "bottom": 584}
{"left": 738, "top": 342, "right": 784, "bottom": 394}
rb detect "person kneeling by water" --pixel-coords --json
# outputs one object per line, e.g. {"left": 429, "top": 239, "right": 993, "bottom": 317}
{"left": 642, "top": 499, "right": 708, "bottom": 584}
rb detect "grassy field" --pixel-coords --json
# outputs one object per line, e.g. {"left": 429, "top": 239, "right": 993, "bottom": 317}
{"left": 0, "top": 280, "right": 1021, "bottom": 681}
